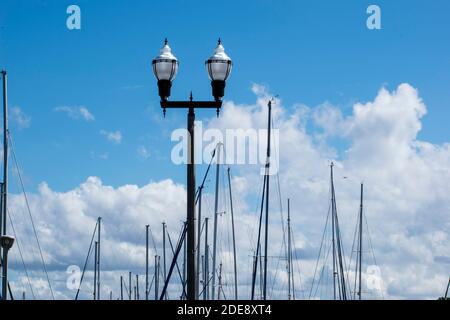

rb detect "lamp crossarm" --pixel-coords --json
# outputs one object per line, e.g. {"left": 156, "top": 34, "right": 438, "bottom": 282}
{"left": 160, "top": 100, "right": 222, "bottom": 117}
{"left": 160, "top": 101, "right": 222, "bottom": 109}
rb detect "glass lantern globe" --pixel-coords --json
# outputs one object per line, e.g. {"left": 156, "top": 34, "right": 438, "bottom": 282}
{"left": 152, "top": 39, "right": 179, "bottom": 101}
{"left": 205, "top": 40, "right": 232, "bottom": 101}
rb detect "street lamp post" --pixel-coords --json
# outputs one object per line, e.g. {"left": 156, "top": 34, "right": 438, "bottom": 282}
{"left": 1, "top": 235, "right": 14, "bottom": 300}
{"left": 152, "top": 39, "right": 232, "bottom": 300}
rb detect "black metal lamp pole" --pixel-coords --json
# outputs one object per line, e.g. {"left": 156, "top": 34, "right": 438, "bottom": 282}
{"left": 161, "top": 97, "right": 221, "bottom": 300}
{"left": 152, "top": 39, "right": 232, "bottom": 300}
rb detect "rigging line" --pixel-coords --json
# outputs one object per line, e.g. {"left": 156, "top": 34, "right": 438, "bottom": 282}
{"left": 271, "top": 116, "right": 287, "bottom": 243}
{"left": 9, "top": 165, "right": 42, "bottom": 293}
{"left": 269, "top": 229, "right": 285, "bottom": 297}
{"left": 159, "top": 222, "right": 187, "bottom": 300}
{"left": 121, "top": 277, "right": 131, "bottom": 299}
{"left": 148, "top": 273, "right": 155, "bottom": 297}
{"left": 444, "top": 278, "right": 449, "bottom": 299}
{"left": 268, "top": 175, "right": 287, "bottom": 298}
{"left": 323, "top": 198, "right": 333, "bottom": 299}
{"left": 244, "top": 129, "right": 267, "bottom": 253}
{"left": 223, "top": 169, "right": 233, "bottom": 287}
{"left": 221, "top": 168, "right": 231, "bottom": 253}
{"left": 7, "top": 207, "right": 36, "bottom": 299}
{"left": 220, "top": 168, "right": 233, "bottom": 299}
{"left": 336, "top": 207, "right": 353, "bottom": 300}
{"left": 198, "top": 273, "right": 214, "bottom": 297}
{"left": 9, "top": 134, "right": 55, "bottom": 300}
{"left": 331, "top": 170, "right": 348, "bottom": 300}
{"left": 268, "top": 116, "right": 287, "bottom": 299}
{"left": 75, "top": 220, "right": 98, "bottom": 300}
{"left": 197, "top": 218, "right": 206, "bottom": 243}
{"left": 323, "top": 217, "right": 333, "bottom": 300}
{"left": 364, "top": 211, "right": 384, "bottom": 299}
{"left": 158, "top": 255, "right": 172, "bottom": 300}
{"left": 248, "top": 172, "right": 266, "bottom": 254}
{"left": 334, "top": 207, "right": 346, "bottom": 299}
{"left": 220, "top": 283, "right": 228, "bottom": 301}
{"left": 270, "top": 218, "right": 287, "bottom": 295}
{"left": 195, "top": 144, "right": 218, "bottom": 203}
{"left": 333, "top": 185, "right": 353, "bottom": 301}
{"left": 148, "top": 225, "right": 158, "bottom": 255}
{"left": 348, "top": 207, "right": 360, "bottom": 299}
{"left": 353, "top": 207, "right": 362, "bottom": 300}
{"left": 291, "top": 232, "right": 306, "bottom": 300}
{"left": 312, "top": 241, "right": 332, "bottom": 299}
{"left": 246, "top": 161, "right": 267, "bottom": 247}
{"left": 251, "top": 172, "right": 267, "bottom": 300}
{"left": 166, "top": 227, "right": 187, "bottom": 299}
{"left": 309, "top": 204, "right": 331, "bottom": 299}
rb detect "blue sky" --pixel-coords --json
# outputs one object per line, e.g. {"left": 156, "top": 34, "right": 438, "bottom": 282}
{"left": 1, "top": 0, "right": 450, "bottom": 191}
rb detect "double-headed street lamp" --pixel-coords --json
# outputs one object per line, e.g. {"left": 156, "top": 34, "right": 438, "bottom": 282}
{"left": 152, "top": 39, "right": 232, "bottom": 300}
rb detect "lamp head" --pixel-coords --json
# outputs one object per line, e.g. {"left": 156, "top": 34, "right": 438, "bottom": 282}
{"left": 152, "top": 39, "right": 179, "bottom": 101}
{"left": 0, "top": 235, "right": 14, "bottom": 250}
{"left": 206, "top": 39, "right": 232, "bottom": 101}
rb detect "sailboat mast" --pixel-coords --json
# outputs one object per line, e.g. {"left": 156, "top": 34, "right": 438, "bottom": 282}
{"left": 162, "top": 222, "right": 167, "bottom": 300}
{"left": 259, "top": 243, "right": 263, "bottom": 299}
{"left": 128, "top": 271, "right": 132, "bottom": 300}
{"left": 201, "top": 255, "right": 205, "bottom": 298}
{"left": 196, "top": 186, "right": 202, "bottom": 297}
{"left": 93, "top": 241, "right": 98, "bottom": 300}
{"left": 358, "top": 183, "right": 363, "bottom": 300}
{"left": 136, "top": 274, "right": 140, "bottom": 300}
{"left": 445, "top": 278, "right": 449, "bottom": 299}
{"left": 217, "top": 262, "right": 223, "bottom": 300}
{"left": 154, "top": 256, "right": 159, "bottom": 300}
{"left": 211, "top": 143, "right": 222, "bottom": 300}
{"left": 263, "top": 100, "right": 272, "bottom": 300}
{"left": 146, "top": 225, "right": 149, "bottom": 300}
{"left": 1, "top": 70, "right": 7, "bottom": 240}
{"left": 251, "top": 174, "right": 266, "bottom": 300}
{"left": 97, "top": 217, "right": 101, "bottom": 300}
{"left": 120, "top": 275, "right": 123, "bottom": 300}
{"left": 227, "top": 167, "right": 238, "bottom": 300}
{"left": 204, "top": 217, "right": 209, "bottom": 300}
{"left": 0, "top": 71, "right": 8, "bottom": 298}
{"left": 331, "top": 163, "right": 337, "bottom": 300}
{"left": 330, "top": 163, "right": 347, "bottom": 300}
{"left": 290, "top": 202, "right": 296, "bottom": 300}
{"left": 287, "top": 198, "right": 291, "bottom": 300}
{"left": 183, "top": 230, "right": 187, "bottom": 299}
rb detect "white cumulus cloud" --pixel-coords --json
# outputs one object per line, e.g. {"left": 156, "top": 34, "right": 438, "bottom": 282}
{"left": 10, "top": 106, "right": 31, "bottom": 129}
{"left": 100, "top": 130, "right": 122, "bottom": 144}
{"left": 6, "top": 83, "right": 450, "bottom": 300}
{"left": 54, "top": 106, "right": 95, "bottom": 122}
